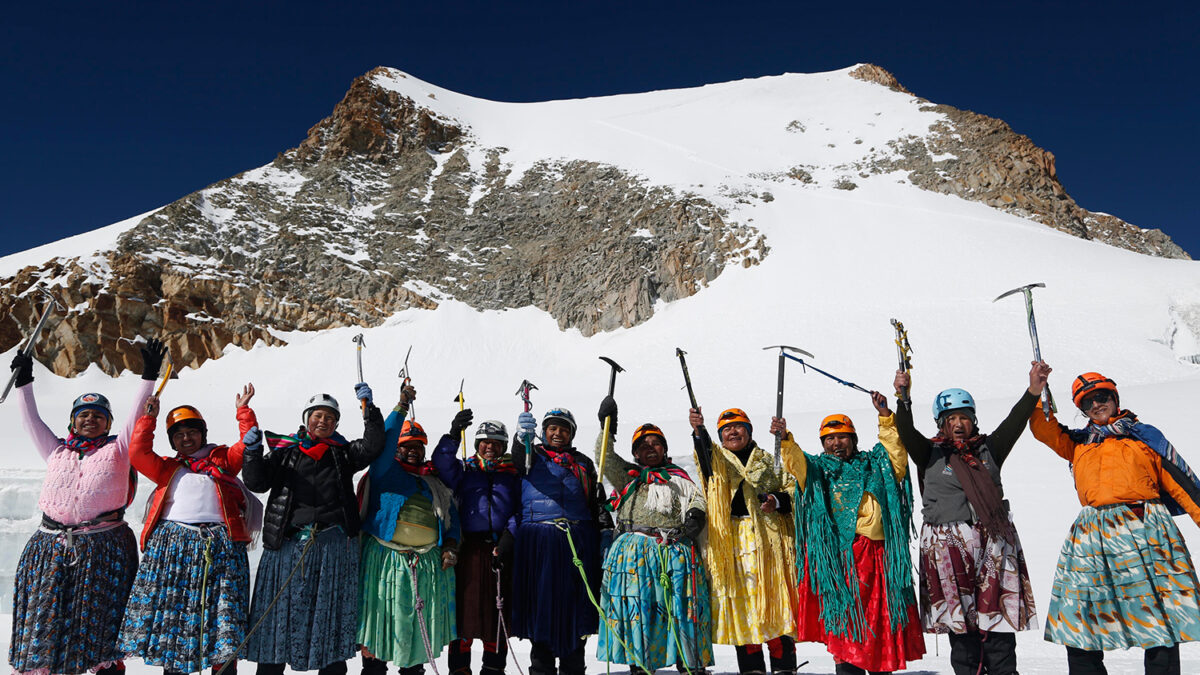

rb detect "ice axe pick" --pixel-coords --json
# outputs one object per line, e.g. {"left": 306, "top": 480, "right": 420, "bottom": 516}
{"left": 763, "top": 345, "right": 814, "bottom": 469}
{"left": 597, "top": 356, "right": 625, "bottom": 483}
{"left": 994, "top": 282, "right": 1056, "bottom": 420}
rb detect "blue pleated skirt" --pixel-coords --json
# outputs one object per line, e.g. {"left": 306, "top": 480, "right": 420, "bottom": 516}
{"left": 511, "top": 520, "right": 600, "bottom": 657}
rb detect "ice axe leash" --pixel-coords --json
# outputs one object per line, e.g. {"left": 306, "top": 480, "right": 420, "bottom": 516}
{"left": 352, "top": 334, "right": 367, "bottom": 413}
{"left": 454, "top": 378, "right": 466, "bottom": 461}
{"left": 781, "top": 352, "right": 872, "bottom": 395}
{"left": 763, "top": 345, "right": 814, "bottom": 469}
{"left": 597, "top": 356, "right": 625, "bottom": 482}
{"left": 675, "top": 347, "right": 699, "bottom": 411}
{"left": 891, "top": 318, "right": 913, "bottom": 410}
{"left": 1, "top": 287, "right": 62, "bottom": 404}
{"left": 994, "top": 283, "right": 1056, "bottom": 420}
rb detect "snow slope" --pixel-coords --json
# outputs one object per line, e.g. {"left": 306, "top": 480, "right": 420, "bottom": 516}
{"left": 3, "top": 67, "right": 1200, "bottom": 673}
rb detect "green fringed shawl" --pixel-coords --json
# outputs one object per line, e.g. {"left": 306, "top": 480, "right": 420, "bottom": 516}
{"left": 793, "top": 443, "right": 915, "bottom": 641}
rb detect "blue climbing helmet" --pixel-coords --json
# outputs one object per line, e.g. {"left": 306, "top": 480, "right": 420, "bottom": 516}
{"left": 933, "top": 388, "right": 976, "bottom": 424}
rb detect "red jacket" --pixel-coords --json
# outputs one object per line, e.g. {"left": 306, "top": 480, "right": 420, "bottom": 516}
{"left": 130, "top": 407, "right": 258, "bottom": 549}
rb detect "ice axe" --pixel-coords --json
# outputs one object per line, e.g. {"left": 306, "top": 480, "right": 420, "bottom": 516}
{"left": 890, "top": 319, "right": 913, "bottom": 410}
{"left": 398, "top": 345, "right": 415, "bottom": 420}
{"left": 515, "top": 379, "right": 538, "bottom": 456}
{"left": 675, "top": 347, "right": 699, "bottom": 411}
{"left": 597, "top": 356, "right": 625, "bottom": 483}
{"left": 1, "top": 288, "right": 63, "bottom": 404}
{"left": 763, "top": 345, "right": 814, "bottom": 469}
{"left": 352, "top": 334, "right": 367, "bottom": 412}
{"left": 454, "top": 379, "right": 467, "bottom": 460}
{"left": 994, "top": 282, "right": 1056, "bottom": 420}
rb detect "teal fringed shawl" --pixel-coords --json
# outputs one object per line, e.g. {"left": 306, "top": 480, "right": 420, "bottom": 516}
{"left": 793, "top": 443, "right": 915, "bottom": 641}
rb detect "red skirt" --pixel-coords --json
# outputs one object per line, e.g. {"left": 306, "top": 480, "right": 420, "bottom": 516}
{"left": 795, "top": 535, "right": 925, "bottom": 671}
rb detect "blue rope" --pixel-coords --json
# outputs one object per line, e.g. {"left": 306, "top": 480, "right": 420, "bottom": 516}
{"left": 783, "top": 353, "right": 872, "bottom": 394}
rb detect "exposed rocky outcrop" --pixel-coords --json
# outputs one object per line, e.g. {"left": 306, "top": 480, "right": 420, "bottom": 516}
{"left": 850, "top": 65, "right": 1188, "bottom": 259}
{"left": 0, "top": 68, "right": 763, "bottom": 375}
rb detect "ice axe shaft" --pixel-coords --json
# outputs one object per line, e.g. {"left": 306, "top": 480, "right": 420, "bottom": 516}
{"left": 994, "top": 283, "right": 1055, "bottom": 420}
{"left": 352, "top": 334, "right": 367, "bottom": 412}
{"left": 597, "top": 356, "right": 625, "bottom": 484}
{"left": 1, "top": 289, "right": 62, "bottom": 404}
{"left": 675, "top": 348, "right": 699, "bottom": 410}
{"left": 455, "top": 379, "right": 466, "bottom": 460}
{"left": 763, "top": 345, "right": 814, "bottom": 469}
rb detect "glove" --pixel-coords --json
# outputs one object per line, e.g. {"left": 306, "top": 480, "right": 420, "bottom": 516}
{"left": 140, "top": 338, "right": 167, "bottom": 381}
{"left": 597, "top": 395, "right": 618, "bottom": 435}
{"left": 354, "top": 382, "right": 373, "bottom": 405}
{"left": 680, "top": 507, "right": 706, "bottom": 543}
{"left": 10, "top": 352, "right": 33, "bottom": 388}
{"left": 450, "top": 408, "right": 474, "bottom": 436}
{"left": 493, "top": 530, "right": 515, "bottom": 570}
{"left": 242, "top": 426, "right": 262, "bottom": 450}
{"left": 517, "top": 411, "right": 537, "bottom": 443}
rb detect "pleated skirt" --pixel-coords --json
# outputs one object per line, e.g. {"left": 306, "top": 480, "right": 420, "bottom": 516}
{"left": 455, "top": 531, "right": 512, "bottom": 642}
{"left": 1045, "top": 501, "right": 1200, "bottom": 650}
{"left": 9, "top": 523, "right": 139, "bottom": 675}
{"left": 511, "top": 520, "right": 600, "bottom": 657}
{"left": 119, "top": 520, "right": 251, "bottom": 672}
{"left": 244, "top": 526, "right": 359, "bottom": 670}
{"left": 357, "top": 536, "right": 456, "bottom": 667}
{"left": 597, "top": 532, "right": 713, "bottom": 671}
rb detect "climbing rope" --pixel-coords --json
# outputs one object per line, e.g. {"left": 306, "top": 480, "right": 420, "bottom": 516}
{"left": 198, "top": 528, "right": 215, "bottom": 671}
{"left": 554, "top": 521, "right": 650, "bottom": 674}
{"left": 406, "top": 551, "right": 442, "bottom": 675}
{"left": 493, "top": 561, "right": 526, "bottom": 675}
{"left": 215, "top": 525, "right": 317, "bottom": 675}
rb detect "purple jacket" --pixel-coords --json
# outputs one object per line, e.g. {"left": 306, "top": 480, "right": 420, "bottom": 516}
{"left": 431, "top": 434, "right": 520, "bottom": 537}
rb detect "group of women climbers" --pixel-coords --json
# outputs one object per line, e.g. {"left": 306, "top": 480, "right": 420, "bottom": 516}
{"left": 8, "top": 341, "right": 1200, "bottom": 675}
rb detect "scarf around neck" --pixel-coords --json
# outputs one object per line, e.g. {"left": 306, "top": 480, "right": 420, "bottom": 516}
{"left": 605, "top": 463, "right": 693, "bottom": 512}
{"left": 542, "top": 447, "right": 592, "bottom": 495}
{"left": 65, "top": 433, "right": 116, "bottom": 458}
{"left": 1075, "top": 410, "right": 1200, "bottom": 517}
{"left": 467, "top": 454, "right": 517, "bottom": 474}
{"left": 398, "top": 459, "right": 437, "bottom": 475}
{"left": 795, "top": 444, "right": 915, "bottom": 640}
{"left": 930, "top": 432, "right": 1015, "bottom": 544}
{"left": 265, "top": 428, "right": 347, "bottom": 461}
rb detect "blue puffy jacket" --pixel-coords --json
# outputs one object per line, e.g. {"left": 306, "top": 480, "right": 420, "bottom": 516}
{"left": 431, "top": 436, "right": 520, "bottom": 537}
{"left": 514, "top": 441, "right": 600, "bottom": 524}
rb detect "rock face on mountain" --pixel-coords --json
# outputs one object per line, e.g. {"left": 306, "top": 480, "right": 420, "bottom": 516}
{"left": 0, "top": 65, "right": 1184, "bottom": 376}
{"left": 849, "top": 65, "right": 1186, "bottom": 259}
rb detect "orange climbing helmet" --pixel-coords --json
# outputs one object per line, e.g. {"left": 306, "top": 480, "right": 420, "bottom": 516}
{"left": 396, "top": 420, "right": 428, "bottom": 446}
{"left": 717, "top": 408, "right": 753, "bottom": 435}
{"left": 1072, "top": 372, "right": 1118, "bottom": 409}
{"left": 631, "top": 423, "right": 667, "bottom": 452}
{"left": 818, "top": 414, "right": 856, "bottom": 438}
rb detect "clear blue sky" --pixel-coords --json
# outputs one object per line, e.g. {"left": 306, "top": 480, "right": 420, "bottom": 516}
{"left": 3, "top": 1, "right": 1197, "bottom": 257}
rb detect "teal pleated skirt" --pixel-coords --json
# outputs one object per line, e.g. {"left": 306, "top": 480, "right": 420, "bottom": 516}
{"left": 357, "top": 536, "right": 457, "bottom": 666}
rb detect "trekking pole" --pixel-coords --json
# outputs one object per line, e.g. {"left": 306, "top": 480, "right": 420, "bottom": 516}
{"left": 891, "top": 318, "right": 913, "bottom": 411}
{"left": 352, "top": 334, "right": 367, "bottom": 413}
{"left": 597, "top": 356, "right": 625, "bottom": 483}
{"left": 675, "top": 348, "right": 699, "bottom": 411}
{"left": 994, "top": 283, "right": 1056, "bottom": 420}
{"left": 1, "top": 288, "right": 62, "bottom": 404}
{"left": 454, "top": 379, "right": 466, "bottom": 461}
{"left": 762, "top": 345, "right": 813, "bottom": 469}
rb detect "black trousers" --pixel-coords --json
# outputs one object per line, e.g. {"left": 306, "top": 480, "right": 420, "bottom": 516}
{"left": 529, "top": 640, "right": 587, "bottom": 675}
{"left": 948, "top": 631, "right": 1017, "bottom": 675}
{"left": 1066, "top": 644, "right": 1180, "bottom": 675}
{"left": 734, "top": 635, "right": 797, "bottom": 674}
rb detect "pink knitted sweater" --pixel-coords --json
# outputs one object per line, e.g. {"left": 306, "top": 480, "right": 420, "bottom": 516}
{"left": 19, "top": 379, "right": 154, "bottom": 524}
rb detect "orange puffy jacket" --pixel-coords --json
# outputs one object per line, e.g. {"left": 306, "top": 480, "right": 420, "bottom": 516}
{"left": 1028, "top": 404, "right": 1200, "bottom": 527}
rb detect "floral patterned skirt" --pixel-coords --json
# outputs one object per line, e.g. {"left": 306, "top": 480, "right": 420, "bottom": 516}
{"left": 597, "top": 532, "right": 713, "bottom": 671}
{"left": 119, "top": 520, "right": 250, "bottom": 672}
{"left": 9, "top": 523, "right": 138, "bottom": 674}
{"left": 918, "top": 518, "right": 1037, "bottom": 634}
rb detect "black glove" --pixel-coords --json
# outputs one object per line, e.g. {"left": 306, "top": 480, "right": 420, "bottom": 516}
{"left": 140, "top": 338, "right": 167, "bottom": 381}
{"left": 450, "top": 408, "right": 474, "bottom": 436}
{"left": 598, "top": 395, "right": 618, "bottom": 435}
{"left": 493, "top": 530, "right": 515, "bottom": 570}
{"left": 10, "top": 352, "right": 33, "bottom": 388}
{"left": 680, "top": 507, "right": 706, "bottom": 542}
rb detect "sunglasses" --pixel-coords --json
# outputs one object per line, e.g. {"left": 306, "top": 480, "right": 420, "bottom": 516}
{"left": 821, "top": 420, "right": 849, "bottom": 431}
{"left": 1080, "top": 390, "right": 1114, "bottom": 412}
